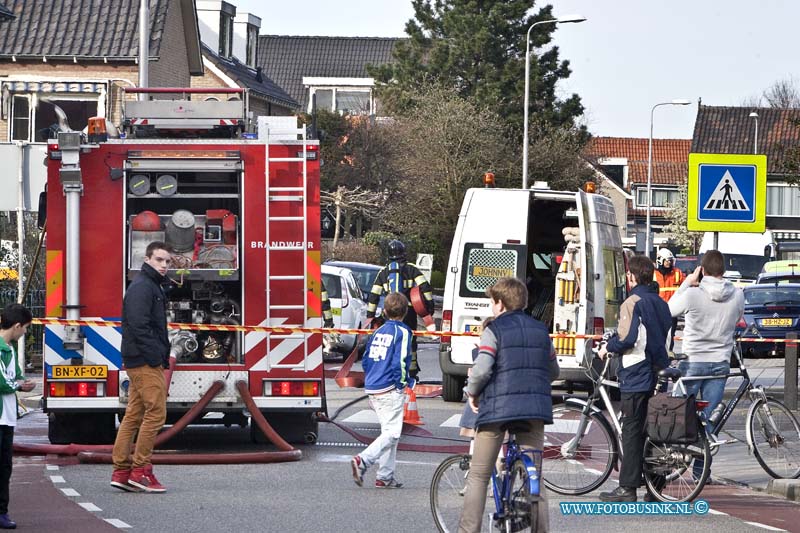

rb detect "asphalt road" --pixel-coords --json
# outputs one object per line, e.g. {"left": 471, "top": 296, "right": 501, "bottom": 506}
{"left": 11, "top": 344, "right": 800, "bottom": 532}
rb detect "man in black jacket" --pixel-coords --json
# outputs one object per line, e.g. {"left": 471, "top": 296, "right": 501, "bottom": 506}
{"left": 598, "top": 254, "right": 671, "bottom": 502}
{"left": 111, "top": 241, "right": 172, "bottom": 493}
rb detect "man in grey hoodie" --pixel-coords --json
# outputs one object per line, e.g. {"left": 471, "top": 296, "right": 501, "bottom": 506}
{"left": 668, "top": 250, "right": 744, "bottom": 479}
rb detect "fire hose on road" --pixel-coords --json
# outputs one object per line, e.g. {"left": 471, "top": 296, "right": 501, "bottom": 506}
{"left": 16, "top": 380, "right": 302, "bottom": 464}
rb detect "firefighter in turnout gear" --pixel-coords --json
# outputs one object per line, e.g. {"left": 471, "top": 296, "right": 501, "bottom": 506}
{"left": 366, "top": 240, "right": 434, "bottom": 379}
{"left": 654, "top": 248, "right": 685, "bottom": 352}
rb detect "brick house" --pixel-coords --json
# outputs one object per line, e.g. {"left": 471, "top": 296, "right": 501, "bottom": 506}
{"left": 195, "top": 1, "right": 297, "bottom": 116}
{"left": 586, "top": 137, "right": 691, "bottom": 249}
{"left": 0, "top": 0, "right": 204, "bottom": 141}
{"left": 691, "top": 105, "right": 800, "bottom": 231}
{"left": 257, "top": 35, "right": 401, "bottom": 116}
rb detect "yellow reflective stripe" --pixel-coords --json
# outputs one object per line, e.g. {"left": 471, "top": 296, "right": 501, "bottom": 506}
{"left": 370, "top": 285, "right": 383, "bottom": 295}
{"left": 414, "top": 275, "right": 427, "bottom": 284}
{"left": 423, "top": 291, "right": 434, "bottom": 300}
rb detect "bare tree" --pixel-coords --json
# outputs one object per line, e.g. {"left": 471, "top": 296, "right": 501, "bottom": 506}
{"left": 762, "top": 77, "right": 800, "bottom": 108}
{"left": 321, "top": 186, "right": 385, "bottom": 248}
{"left": 662, "top": 182, "right": 703, "bottom": 253}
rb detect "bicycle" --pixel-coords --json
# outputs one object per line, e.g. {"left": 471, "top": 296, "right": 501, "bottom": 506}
{"left": 430, "top": 429, "right": 543, "bottom": 533}
{"left": 543, "top": 342, "right": 711, "bottom": 502}
{"left": 647, "top": 341, "right": 800, "bottom": 488}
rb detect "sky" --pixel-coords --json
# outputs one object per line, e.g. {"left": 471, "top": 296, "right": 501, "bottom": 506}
{"left": 237, "top": 0, "right": 799, "bottom": 140}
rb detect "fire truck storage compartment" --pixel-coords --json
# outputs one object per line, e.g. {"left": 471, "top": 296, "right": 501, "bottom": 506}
{"left": 126, "top": 162, "right": 243, "bottom": 365}
{"left": 525, "top": 197, "right": 580, "bottom": 329}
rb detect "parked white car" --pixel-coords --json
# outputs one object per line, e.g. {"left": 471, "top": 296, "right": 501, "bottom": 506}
{"left": 321, "top": 264, "right": 368, "bottom": 359}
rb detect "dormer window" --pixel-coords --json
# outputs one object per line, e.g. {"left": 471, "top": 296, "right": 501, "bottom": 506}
{"left": 246, "top": 24, "right": 258, "bottom": 67}
{"left": 219, "top": 12, "right": 233, "bottom": 58}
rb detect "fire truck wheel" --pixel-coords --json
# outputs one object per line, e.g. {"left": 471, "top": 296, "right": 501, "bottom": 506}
{"left": 250, "top": 412, "right": 317, "bottom": 445}
{"left": 48, "top": 412, "right": 116, "bottom": 445}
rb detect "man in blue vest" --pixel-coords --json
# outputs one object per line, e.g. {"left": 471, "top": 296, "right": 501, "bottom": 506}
{"left": 366, "top": 240, "right": 434, "bottom": 379}
{"left": 458, "top": 277, "right": 559, "bottom": 532}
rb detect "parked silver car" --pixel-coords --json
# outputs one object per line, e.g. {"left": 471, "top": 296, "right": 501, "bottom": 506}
{"left": 321, "top": 264, "right": 367, "bottom": 359}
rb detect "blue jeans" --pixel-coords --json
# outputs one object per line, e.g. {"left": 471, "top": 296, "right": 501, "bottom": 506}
{"left": 677, "top": 361, "right": 730, "bottom": 428}
{"left": 677, "top": 361, "right": 729, "bottom": 478}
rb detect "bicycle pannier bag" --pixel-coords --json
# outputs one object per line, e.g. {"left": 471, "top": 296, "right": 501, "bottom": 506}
{"left": 647, "top": 393, "right": 699, "bottom": 444}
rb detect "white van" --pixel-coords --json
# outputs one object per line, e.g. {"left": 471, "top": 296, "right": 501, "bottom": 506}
{"left": 439, "top": 184, "right": 626, "bottom": 401}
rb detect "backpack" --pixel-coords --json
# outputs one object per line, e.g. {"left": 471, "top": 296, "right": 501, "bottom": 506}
{"left": 646, "top": 393, "right": 700, "bottom": 444}
{"left": 387, "top": 261, "right": 404, "bottom": 294}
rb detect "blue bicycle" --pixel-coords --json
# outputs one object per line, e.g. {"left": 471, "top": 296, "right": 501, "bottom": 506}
{"left": 430, "top": 430, "right": 543, "bottom": 532}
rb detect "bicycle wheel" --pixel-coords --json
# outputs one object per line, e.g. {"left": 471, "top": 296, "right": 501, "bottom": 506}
{"left": 643, "top": 434, "right": 710, "bottom": 502}
{"left": 431, "top": 454, "right": 492, "bottom": 532}
{"left": 543, "top": 404, "right": 616, "bottom": 495}
{"left": 748, "top": 398, "right": 800, "bottom": 479}
{"left": 500, "top": 459, "right": 537, "bottom": 533}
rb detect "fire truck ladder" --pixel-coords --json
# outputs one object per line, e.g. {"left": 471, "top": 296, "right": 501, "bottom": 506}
{"left": 265, "top": 125, "right": 309, "bottom": 371}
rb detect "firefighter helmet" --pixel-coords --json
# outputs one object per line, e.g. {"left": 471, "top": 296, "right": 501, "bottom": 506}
{"left": 387, "top": 239, "right": 406, "bottom": 262}
{"left": 656, "top": 248, "right": 674, "bottom": 266}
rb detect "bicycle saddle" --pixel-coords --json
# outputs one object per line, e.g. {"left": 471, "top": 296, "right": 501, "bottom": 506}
{"left": 657, "top": 367, "right": 683, "bottom": 382}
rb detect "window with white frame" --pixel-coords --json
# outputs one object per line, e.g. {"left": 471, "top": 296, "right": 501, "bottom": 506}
{"left": 767, "top": 183, "right": 800, "bottom": 216}
{"left": 308, "top": 87, "right": 373, "bottom": 115}
{"left": 7, "top": 92, "right": 100, "bottom": 142}
{"left": 635, "top": 187, "right": 680, "bottom": 208}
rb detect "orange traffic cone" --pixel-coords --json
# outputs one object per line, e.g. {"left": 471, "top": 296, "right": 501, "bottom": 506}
{"left": 403, "top": 386, "right": 424, "bottom": 425}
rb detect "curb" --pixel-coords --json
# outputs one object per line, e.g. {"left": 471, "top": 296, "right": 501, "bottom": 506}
{"left": 766, "top": 479, "right": 800, "bottom": 501}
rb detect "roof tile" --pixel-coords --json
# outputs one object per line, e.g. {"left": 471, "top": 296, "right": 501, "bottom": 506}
{"left": 201, "top": 43, "right": 297, "bottom": 110}
{"left": 258, "top": 35, "right": 402, "bottom": 109}
{"left": 0, "top": 0, "right": 169, "bottom": 59}
{"left": 586, "top": 137, "right": 691, "bottom": 186}
{"left": 691, "top": 105, "right": 800, "bottom": 175}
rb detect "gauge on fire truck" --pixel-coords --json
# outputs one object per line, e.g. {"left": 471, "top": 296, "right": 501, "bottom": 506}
{"left": 128, "top": 174, "right": 151, "bottom": 196}
{"left": 156, "top": 174, "right": 178, "bottom": 196}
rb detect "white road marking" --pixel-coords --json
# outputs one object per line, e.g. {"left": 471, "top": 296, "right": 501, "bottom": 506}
{"left": 60, "top": 488, "right": 80, "bottom": 497}
{"left": 78, "top": 502, "right": 102, "bottom": 512}
{"left": 50, "top": 475, "right": 65, "bottom": 483}
{"left": 316, "top": 454, "right": 440, "bottom": 466}
{"left": 707, "top": 509, "right": 728, "bottom": 516}
{"left": 46, "top": 465, "right": 59, "bottom": 471}
{"left": 441, "top": 414, "right": 463, "bottom": 428}
{"left": 104, "top": 518, "right": 132, "bottom": 529}
{"left": 341, "top": 409, "right": 378, "bottom": 424}
{"left": 584, "top": 469, "right": 604, "bottom": 476}
{"left": 744, "top": 522, "right": 787, "bottom": 532}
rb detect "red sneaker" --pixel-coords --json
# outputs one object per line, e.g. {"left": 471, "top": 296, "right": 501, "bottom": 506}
{"left": 110, "top": 469, "right": 141, "bottom": 492}
{"left": 128, "top": 465, "right": 167, "bottom": 493}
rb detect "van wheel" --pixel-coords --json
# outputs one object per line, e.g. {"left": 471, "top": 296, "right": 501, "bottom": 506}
{"left": 442, "top": 372, "right": 466, "bottom": 402}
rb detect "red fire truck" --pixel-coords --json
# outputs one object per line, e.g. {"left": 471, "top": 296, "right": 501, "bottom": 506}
{"left": 42, "top": 88, "right": 324, "bottom": 445}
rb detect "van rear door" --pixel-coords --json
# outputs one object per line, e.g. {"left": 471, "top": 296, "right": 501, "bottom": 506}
{"left": 447, "top": 189, "right": 529, "bottom": 366}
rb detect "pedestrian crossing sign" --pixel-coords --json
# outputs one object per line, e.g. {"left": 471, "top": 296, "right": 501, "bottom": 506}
{"left": 687, "top": 153, "right": 767, "bottom": 232}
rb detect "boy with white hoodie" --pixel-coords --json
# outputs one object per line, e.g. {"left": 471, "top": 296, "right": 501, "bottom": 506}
{"left": 668, "top": 250, "right": 744, "bottom": 479}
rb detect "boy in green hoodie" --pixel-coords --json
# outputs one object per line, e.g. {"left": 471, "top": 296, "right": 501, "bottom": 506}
{"left": 0, "top": 303, "right": 35, "bottom": 529}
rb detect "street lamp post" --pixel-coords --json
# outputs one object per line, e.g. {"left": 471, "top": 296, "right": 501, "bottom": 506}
{"left": 645, "top": 99, "right": 692, "bottom": 257}
{"left": 522, "top": 14, "right": 586, "bottom": 189}
{"left": 749, "top": 111, "right": 759, "bottom": 154}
